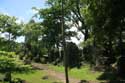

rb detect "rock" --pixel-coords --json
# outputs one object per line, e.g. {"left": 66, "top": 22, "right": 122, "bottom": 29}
{"left": 42, "top": 76, "right": 48, "bottom": 80}
{"left": 79, "top": 80, "right": 89, "bottom": 83}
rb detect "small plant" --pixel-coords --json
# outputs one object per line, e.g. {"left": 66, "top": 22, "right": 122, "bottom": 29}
{"left": 0, "top": 51, "right": 32, "bottom": 82}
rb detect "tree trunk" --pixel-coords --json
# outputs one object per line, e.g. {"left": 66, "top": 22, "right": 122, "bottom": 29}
{"left": 64, "top": 45, "right": 69, "bottom": 83}
{"left": 61, "top": 0, "right": 69, "bottom": 82}
{"left": 117, "top": 27, "right": 125, "bottom": 78}
{"left": 5, "top": 71, "right": 11, "bottom": 83}
{"left": 84, "top": 29, "right": 89, "bottom": 41}
{"left": 8, "top": 33, "right": 11, "bottom": 51}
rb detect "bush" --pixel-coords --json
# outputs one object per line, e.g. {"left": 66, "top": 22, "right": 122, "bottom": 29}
{"left": 0, "top": 51, "right": 32, "bottom": 73}
{"left": 0, "top": 51, "right": 32, "bottom": 82}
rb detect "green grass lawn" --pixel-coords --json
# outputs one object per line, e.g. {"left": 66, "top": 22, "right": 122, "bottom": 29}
{"left": 49, "top": 64, "right": 103, "bottom": 81}
{"left": 0, "top": 64, "right": 105, "bottom": 83}
{"left": 12, "top": 70, "right": 61, "bottom": 83}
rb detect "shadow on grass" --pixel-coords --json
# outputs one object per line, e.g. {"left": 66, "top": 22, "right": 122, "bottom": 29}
{"left": 52, "top": 82, "right": 63, "bottom": 83}
{"left": 14, "top": 69, "right": 36, "bottom": 75}
{"left": 97, "top": 70, "right": 125, "bottom": 83}
{"left": 97, "top": 72, "right": 117, "bottom": 80}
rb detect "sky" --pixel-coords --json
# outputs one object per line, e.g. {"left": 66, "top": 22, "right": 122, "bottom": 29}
{"left": 0, "top": 0, "right": 47, "bottom": 22}
{"left": 0, "top": 0, "right": 47, "bottom": 43}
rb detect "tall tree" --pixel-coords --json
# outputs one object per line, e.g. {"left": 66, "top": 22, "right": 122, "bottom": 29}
{"left": 0, "top": 14, "right": 22, "bottom": 51}
{"left": 34, "top": 0, "right": 77, "bottom": 64}
{"left": 85, "top": 0, "right": 125, "bottom": 77}
{"left": 23, "top": 19, "right": 46, "bottom": 61}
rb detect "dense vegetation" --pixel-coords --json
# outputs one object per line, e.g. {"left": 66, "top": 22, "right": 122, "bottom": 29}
{"left": 0, "top": 0, "right": 125, "bottom": 83}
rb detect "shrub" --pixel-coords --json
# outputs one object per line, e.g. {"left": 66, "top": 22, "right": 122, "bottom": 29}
{"left": 0, "top": 51, "right": 32, "bottom": 82}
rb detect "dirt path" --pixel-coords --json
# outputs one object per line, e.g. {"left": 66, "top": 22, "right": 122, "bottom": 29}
{"left": 31, "top": 63, "right": 81, "bottom": 83}
{"left": 31, "top": 63, "right": 100, "bottom": 83}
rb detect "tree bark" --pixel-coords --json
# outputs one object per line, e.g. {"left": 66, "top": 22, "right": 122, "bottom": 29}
{"left": 117, "top": 27, "right": 125, "bottom": 78}
{"left": 61, "top": 0, "right": 69, "bottom": 83}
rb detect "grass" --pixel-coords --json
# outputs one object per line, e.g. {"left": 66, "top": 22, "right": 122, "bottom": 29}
{"left": 69, "top": 66, "right": 102, "bottom": 81}
{"left": 12, "top": 70, "right": 61, "bottom": 83}
{"left": 49, "top": 64, "right": 103, "bottom": 81}
{"left": 48, "top": 64, "right": 64, "bottom": 72}
{"left": 0, "top": 70, "right": 62, "bottom": 83}
{"left": 0, "top": 64, "right": 108, "bottom": 83}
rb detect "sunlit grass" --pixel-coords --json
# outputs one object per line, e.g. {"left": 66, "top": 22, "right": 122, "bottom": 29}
{"left": 12, "top": 70, "right": 61, "bottom": 83}
{"left": 69, "top": 66, "right": 102, "bottom": 81}
{"left": 49, "top": 64, "right": 103, "bottom": 81}
{"left": 0, "top": 64, "right": 104, "bottom": 83}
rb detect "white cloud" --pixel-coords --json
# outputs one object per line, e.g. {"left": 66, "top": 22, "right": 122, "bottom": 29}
{"left": 26, "top": 9, "right": 38, "bottom": 16}
{"left": 69, "top": 26, "right": 77, "bottom": 32}
{"left": 16, "top": 16, "right": 25, "bottom": 24}
{"left": 70, "top": 32, "right": 84, "bottom": 45}
{"left": 0, "top": 8, "right": 10, "bottom": 15}
{"left": 65, "top": 21, "right": 84, "bottom": 45}
{"left": 15, "top": 36, "right": 25, "bottom": 43}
